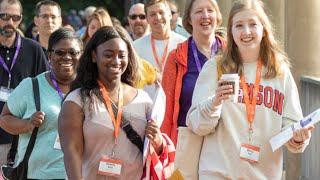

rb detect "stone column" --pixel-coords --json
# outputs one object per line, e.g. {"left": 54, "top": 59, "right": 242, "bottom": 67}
{"left": 176, "top": 0, "right": 187, "bottom": 16}
{"left": 263, "top": 0, "right": 285, "bottom": 45}
{"left": 216, "top": 0, "right": 234, "bottom": 27}
{"left": 286, "top": 0, "right": 320, "bottom": 83}
{"left": 285, "top": 0, "right": 320, "bottom": 179}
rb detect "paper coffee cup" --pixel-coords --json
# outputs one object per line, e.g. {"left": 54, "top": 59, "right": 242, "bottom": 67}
{"left": 220, "top": 74, "right": 240, "bottom": 103}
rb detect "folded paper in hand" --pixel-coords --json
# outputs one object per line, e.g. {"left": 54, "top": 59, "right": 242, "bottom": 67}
{"left": 143, "top": 83, "right": 166, "bottom": 164}
{"left": 269, "top": 108, "right": 320, "bottom": 152}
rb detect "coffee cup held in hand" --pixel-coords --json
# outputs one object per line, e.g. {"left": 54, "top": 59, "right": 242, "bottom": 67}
{"left": 220, "top": 74, "right": 240, "bottom": 103}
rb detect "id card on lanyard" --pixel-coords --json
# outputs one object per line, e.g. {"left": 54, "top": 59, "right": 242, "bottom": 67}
{"left": 0, "top": 34, "right": 21, "bottom": 102}
{"left": 239, "top": 60, "right": 262, "bottom": 163}
{"left": 151, "top": 36, "right": 169, "bottom": 73}
{"left": 97, "top": 80, "right": 124, "bottom": 177}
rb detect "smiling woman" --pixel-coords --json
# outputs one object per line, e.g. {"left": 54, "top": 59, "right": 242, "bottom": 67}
{"left": 0, "top": 27, "right": 82, "bottom": 179}
{"left": 58, "top": 26, "right": 175, "bottom": 180}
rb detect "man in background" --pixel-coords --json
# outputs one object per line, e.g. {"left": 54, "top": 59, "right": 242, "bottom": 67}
{"left": 127, "top": 3, "right": 149, "bottom": 40}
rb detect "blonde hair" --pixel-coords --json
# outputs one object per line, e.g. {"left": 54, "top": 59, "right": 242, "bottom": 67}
{"left": 183, "top": 0, "right": 222, "bottom": 34}
{"left": 221, "top": 0, "right": 289, "bottom": 79}
{"left": 82, "top": 7, "right": 113, "bottom": 43}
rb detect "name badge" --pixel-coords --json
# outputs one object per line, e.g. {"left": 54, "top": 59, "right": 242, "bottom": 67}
{"left": 240, "top": 143, "right": 260, "bottom": 163}
{"left": 98, "top": 157, "right": 122, "bottom": 177}
{"left": 54, "top": 134, "right": 61, "bottom": 150}
{"left": 0, "top": 87, "right": 13, "bottom": 102}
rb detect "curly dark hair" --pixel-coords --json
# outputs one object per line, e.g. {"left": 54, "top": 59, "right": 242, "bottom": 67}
{"left": 71, "top": 25, "right": 139, "bottom": 107}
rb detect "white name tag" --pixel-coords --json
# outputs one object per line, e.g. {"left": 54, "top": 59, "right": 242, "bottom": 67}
{"left": 0, "top": 87, "right": 12, "bottom": 102}
{"left": 240, "top": 143, "right": 260, "bottom": 163}
{"left": 54, "top": 134, "right": 61, "bottom": 150}
{"left": 98, "top": 157, "right": 122, "bottom": 177}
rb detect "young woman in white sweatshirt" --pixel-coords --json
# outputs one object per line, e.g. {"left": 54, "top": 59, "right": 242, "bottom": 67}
{"left": 187, "top": 0, "right": 314, "bottom": 179}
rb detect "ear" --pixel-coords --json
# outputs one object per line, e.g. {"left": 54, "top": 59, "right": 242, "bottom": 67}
{"left": 168, "top": 9, "right": 172, "bottom": 19}
{"left": 47, "top": 52, "right": 52, "bottom": 64}
{"left": 34, "top": 16, "right": 39, "bottom": 26}
{"left": 92, "top": 51, "right": 97, "bottom": 63}
{"left": 58, "top": 16, "right": 62, "bottom": 27}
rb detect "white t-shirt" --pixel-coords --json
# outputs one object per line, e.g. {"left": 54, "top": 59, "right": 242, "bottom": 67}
{"left": 133, "top": 31, "right": 186, "bottom": 98}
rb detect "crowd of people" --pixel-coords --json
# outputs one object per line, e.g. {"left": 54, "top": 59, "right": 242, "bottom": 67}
{"left": 0, "top": 0, "right": 315, "bottom": 179}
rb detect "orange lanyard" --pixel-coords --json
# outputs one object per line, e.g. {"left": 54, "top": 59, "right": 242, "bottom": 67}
{"left": 98, "top": 80, "right": 123, "bottom": 141}
{"left": 240, "top": 60, "right": 262, "bottom": 138}
{"left": 151, "top": 36, "right": 169, "bottom": 72}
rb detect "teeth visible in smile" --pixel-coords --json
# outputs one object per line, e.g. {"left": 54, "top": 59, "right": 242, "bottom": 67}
{"left": 60, "top": 63, "right": 73, "bottom": 67}
{"left": 242, "top": 37, "right": 253, "bottom": 42}
{"left": 110, "top": 67, "right": 121, "bottom": 71}
{"left": 201, "top": 22, "right": 210, "bottom": 26}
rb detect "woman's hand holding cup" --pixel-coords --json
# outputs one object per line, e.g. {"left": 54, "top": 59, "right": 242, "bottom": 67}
{"left": 213, "top": 80, "right": 234, "bottom": 107}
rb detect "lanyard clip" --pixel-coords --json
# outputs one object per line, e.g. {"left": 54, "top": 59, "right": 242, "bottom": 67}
{"left": 7, "top": 74, "right": 11, "bottom": 89}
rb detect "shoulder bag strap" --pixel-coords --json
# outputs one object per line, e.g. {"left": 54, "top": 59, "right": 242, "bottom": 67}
{"left": 22, "top": 78, "right": 40, "bottom": 162}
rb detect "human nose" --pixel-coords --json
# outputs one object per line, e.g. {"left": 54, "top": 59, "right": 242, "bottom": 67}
{"left": 112, "top": 55, "right": 122, "bottom": 65}
{"left": 201, "top": 9, "right": 209, "bottom": 19}
{"left": 243, "top": 24, "right": 251, "bottom": 34}
{"left": 155, "top": 13, "right": 161, "bottom": 20}
{"left": 7, "top": 17, "right": 14, "bottom": 24}
{"left": 63, "top": 52, "right": 73, "bottom": 59}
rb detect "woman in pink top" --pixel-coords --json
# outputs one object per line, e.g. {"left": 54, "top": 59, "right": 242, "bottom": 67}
{"left": 58, "top": 26, "right": 174, "bottom": 179}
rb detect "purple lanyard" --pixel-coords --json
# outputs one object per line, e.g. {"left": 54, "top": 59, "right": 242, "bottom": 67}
{"left": 50, "top": 72, "right": 64, "bottom": 100}
{"left": 0, "top": 34, "right": 22, "bottom": 88}
{"left": 191, "top": 37, "right": 219, "bottom": 73}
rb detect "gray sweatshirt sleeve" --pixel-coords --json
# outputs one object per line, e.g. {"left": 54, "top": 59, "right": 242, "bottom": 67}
{"left": 186, "top": 59, "right": 222, "bottom": 136}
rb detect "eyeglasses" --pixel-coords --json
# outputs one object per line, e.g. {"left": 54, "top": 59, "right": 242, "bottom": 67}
{"left": 171, "top": 11, "right": 178, "bottom": 15}
{"left": 50, "top": 49, "right": 81, "bottom": 58}
{"left": 129, "top": 14, "right": 146, "bottom": 20}
{"left": 38, "top": 14, "right": 60, "bottom": 20}
{"left": 0, "top": 13, "right": 22, "bottom": 22}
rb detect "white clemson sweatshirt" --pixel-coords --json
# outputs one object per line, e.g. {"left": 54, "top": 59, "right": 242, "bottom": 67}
{"left": 187, "top": 59, "right": 309, "bottom": 180}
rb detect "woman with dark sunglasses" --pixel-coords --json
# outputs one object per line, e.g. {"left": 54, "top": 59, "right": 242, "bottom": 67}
{"left": 0, "top": 28, "right": 82, "bottom": 179}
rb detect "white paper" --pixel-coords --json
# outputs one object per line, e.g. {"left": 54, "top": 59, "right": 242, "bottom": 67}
{"left": 54, "top": 134, "right": 61, "bottom": 150}
{"left": 269, "top": 108, "right": 320, "bottom": 152}
{"left": 143, "top": 83, "right": 166, "bottom": 165}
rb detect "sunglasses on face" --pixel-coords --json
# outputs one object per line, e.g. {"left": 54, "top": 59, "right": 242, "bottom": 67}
{"left": 0, "top": 13, "right": 22, "bottom": 22}
{"left": 171, "top": 11, "right": 178, "bottom": 15}
{"left": 50, "top": 49, "right": 81, "bottom": 58}
{"left": 129, "top": 14, "right": 146, "bottom": 20}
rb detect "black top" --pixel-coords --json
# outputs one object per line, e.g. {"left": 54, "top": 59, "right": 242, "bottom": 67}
{"left": 35, "top": 35, "right": 48, "bottom": 59}
{"left": 0, "top": 34, "right": 48, "bottom": 144}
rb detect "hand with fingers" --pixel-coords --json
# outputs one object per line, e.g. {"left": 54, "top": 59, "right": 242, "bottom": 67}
{"left": 145, "top": 120, "right": 163, "bottom": 155}
{"left": 213, "top": 80, "right": 234, "bottom": 107}
{"left": 27, "top": 111, "right": 45, "bottom": 132}
{"left": 289, "top": 125, "right": 314, "bottom": 146}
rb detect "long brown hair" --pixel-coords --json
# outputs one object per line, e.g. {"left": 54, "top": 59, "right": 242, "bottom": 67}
{"left": 221, "top": 0, "right": 289, "bottom": 79}
{"left": 82, "top": 7, "right": 113, "bottom": 43}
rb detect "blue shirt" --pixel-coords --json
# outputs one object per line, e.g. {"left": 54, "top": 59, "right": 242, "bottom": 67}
{"left": 7, "top": 72, "right": 66, "bottom": 179}
{"left": 177, "top": 38, "right": 208, "bottom": 127}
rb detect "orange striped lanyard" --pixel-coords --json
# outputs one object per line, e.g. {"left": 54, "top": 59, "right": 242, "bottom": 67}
{"left": 98, "top": 80, "right": 123, "bottom": 143}
{"left": 151, "top": 36, "right": 169, "bottom": 72}
{"left": 240, "top": 60, "right": 262, "bottom": 142}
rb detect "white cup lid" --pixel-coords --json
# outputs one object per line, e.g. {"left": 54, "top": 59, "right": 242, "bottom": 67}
{"left": 221, "top": 74, "right": 239, "bottom": 80}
